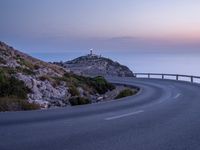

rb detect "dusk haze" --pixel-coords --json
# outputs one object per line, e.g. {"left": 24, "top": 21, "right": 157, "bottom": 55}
{"left": 1, "top": 0, "right": 200, "bottom": 74}
{"left": 1, "top": 1, "right": 200, "bottom": 150}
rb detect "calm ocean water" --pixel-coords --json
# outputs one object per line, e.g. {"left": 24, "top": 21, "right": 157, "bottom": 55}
{"left": 30, "top": 52, "right": 200, "bottom": 77}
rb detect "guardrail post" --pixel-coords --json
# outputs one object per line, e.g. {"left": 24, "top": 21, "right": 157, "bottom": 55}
{"left": 176, "top": 75, "right": 179, "bottom": 80}
{"left": 148, "top": 74, "right": 150, "bottom": 78}
{"left": 162, "top": 74, "right": 164, "bottom": 79}
{"left": 191, "top": 76, "right": 194, "bottom": 83}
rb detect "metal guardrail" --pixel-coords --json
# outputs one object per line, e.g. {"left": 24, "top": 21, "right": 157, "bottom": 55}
{"left": 134, "top": 73, "right": 200, "bottom": 83}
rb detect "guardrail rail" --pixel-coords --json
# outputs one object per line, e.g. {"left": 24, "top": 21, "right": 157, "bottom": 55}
{"left": 134, "top": 73, "right": 200, "bottom": 84}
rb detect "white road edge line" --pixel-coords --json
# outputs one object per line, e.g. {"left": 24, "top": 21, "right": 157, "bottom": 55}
{"left": 174, "top": 93, "right": 181, "bottom": 99}
{"left": 105, "top": 110, "right": 144, "bottom": 121}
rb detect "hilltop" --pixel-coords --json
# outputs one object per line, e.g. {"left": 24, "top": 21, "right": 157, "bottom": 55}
{"left": 0, "top": 42, "right": 116, "bottom": 111}
{"left": 54, "top": 52, "right": 134, "bottom": 77}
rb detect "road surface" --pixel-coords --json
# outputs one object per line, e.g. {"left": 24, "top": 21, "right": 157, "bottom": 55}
{"left": 1, "top": 77, "right": 200, "bottom": 150}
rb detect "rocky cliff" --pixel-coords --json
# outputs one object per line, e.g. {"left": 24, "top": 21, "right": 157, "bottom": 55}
{"left": 0, "top": 41, "right": 115, "bottom": 111}
{"left": 54, "top": 54, "right": 134, "bottom": 77}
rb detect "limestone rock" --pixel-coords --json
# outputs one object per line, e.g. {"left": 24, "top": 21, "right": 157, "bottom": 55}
{"left": 54, "top": 54, "right": 134, "bottom": 77}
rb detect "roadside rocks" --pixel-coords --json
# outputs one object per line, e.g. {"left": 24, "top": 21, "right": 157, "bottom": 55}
{"left": 16, "top": 73, "right": 70, "bottom": 108}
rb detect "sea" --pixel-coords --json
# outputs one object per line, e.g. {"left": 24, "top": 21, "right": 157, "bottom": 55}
{"left": 30, "top": 51, "right": 200, "bottom": 78}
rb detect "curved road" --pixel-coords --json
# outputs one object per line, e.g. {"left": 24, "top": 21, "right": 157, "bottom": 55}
{"left": 1, "top": 77, "right": 200, "bottom": 150}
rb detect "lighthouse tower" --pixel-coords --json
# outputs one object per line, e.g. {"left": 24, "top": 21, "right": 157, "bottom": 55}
{"left": 88, "top": 48, "right": 100, "bottom": 57}
{"left": 89, "top": 48, "right": 96, "bottom": 56}
{"left": 90, "top": 49, "right": 93, "bottom": 55}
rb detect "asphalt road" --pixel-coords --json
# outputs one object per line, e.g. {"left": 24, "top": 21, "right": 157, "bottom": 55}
{"left": 1, "top": 77, "right": 200, "bottom": 150}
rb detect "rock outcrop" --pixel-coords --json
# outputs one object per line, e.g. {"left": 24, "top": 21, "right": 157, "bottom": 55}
{"left": 0, "top": 41, "right": 115, "bottom": 109}
{"left": 54, "top": 54, "right": 134, "bottom": 77}
{"left": 0, "top": 41, "right": 71, "bottom": 108}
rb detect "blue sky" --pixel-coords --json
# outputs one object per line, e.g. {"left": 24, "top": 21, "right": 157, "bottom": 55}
{"left": 1, "top": 0, "right": 200, "bottom": 54}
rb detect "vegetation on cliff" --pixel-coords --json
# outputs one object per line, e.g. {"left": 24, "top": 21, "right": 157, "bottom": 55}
{"left": 115, "top": 88, "right": 138, "bottom": 99}
{"left": 0, "top": 69, "right": 40, "bottom": 111}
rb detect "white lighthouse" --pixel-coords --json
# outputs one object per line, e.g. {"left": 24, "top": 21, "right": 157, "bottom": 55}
{"left": 89, "top": 48, "right": 96, "bottom": 56}
{"left": 88, "top": 48, "right": 101, "bottom": 57}
{"left": 90, "top": 49, "right": 93, "bottom": 55}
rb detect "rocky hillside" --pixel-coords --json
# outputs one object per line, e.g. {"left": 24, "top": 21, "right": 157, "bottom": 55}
{"left": 0, "top": 41, "right": 115, "bottom": 111}
{"left": 54, "top": 53, "right": 134, "bottom": 77}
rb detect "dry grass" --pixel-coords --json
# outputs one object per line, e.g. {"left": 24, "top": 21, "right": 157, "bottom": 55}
{"left": 0, "top": 97, "right": 40, "bottom": 111}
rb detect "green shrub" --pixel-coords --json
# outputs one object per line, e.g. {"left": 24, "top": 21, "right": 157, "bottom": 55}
{"left": 0, "top": 75, "right": 30, "bottom": 99}
{"left": 68, "top": 86, "right": 80, "bottom": 96}
{"left": 0, "top": 70, "right": 5, "bottom": 83}
{"left": 89, "top": 76, "right": 115, "bottom": 94}
{"left": 18, "top": 58, "right": 34, "bottom": 69}
{"left": 115, "top": 89, "right": 136, "bottom": 99}
{"left": 0, "top": 67, "right": 16, "bottom": 75}
{"left": 55, "top": 74, "right": 115, "bottom": 95}
{"left": 15, "top": 67, "right": 35, "bottom": 75}
{"left": 34, "top": 64, "right": 40, "bottom": 70}
{"left": 22, "top": 68, "right": 35, "bottom": 75}
{"left": 0, "top": 70, "right": 39, "bottom": 111}
{"left": 69, "top": 97, "right": 91, "bottom": 106}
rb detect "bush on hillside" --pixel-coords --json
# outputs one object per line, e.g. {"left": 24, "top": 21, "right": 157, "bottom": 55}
{"left": 68, "top": 86, "right": 80, "bottom": 96}
{"left": 0, "top": 74, "right": 29, "bottom": 99}
{"left": 0, "top": 69, "right": 40, "bottom": 111}
{"left": 115, "top": 89, "right": 136, "bottom": 99}
{"left": 69, "top": 97, "right": 91, "bottom": 106}
{"left": 89, "top": 76, "right": 115, "bottom": 94}
{"left": 55, "top": 73, "right": 115, "bottom": 95}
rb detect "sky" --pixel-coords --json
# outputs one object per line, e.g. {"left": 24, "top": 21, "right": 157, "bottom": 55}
{"left": 1, "top": 0, "right": 200, "bottom": 54}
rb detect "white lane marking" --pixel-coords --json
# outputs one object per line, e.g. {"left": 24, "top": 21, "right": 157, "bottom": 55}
{"left": 174, "top": 93, "right": 181, "bottom": 99}
{"left": 105, "top": 110, "right": 144, "bottom": 121}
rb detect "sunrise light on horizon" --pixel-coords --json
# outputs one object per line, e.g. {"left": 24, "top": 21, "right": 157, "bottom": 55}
{"left": 1, "top": 0, "right": 200, "bottom": 53}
